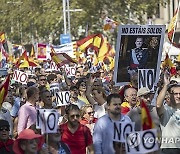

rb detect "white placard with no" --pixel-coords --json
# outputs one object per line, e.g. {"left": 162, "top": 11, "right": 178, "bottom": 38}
{"left": 138, "top": 69, "right": 155, "bottom": 91}
{"left": 113, "top": 122, "right": 135, "bottom": 143}
{"left": 125, "top": 129, "right": 159, "bottom": 154}
{"left": 55, "top": 91, "right": 70, "bottom": 107}
{"left": 12, "top": 70, "right": 28, "bottom": 84}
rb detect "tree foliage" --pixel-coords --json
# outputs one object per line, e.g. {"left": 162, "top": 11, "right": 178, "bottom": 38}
{"left": 0, "top": 0, "right": 168, "bottom": 44}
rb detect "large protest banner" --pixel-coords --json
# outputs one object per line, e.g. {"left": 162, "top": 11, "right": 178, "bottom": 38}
{"left": 114, "top": 25, "right": 165, "bottom": 86}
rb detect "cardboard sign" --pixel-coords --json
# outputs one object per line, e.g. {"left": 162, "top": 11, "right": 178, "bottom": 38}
{"left": 125, "top": 129, "right": 159, "bottom": 154}
{"left": 113, "top": 122, "right": 135, "bottom": 142}
{"left": 36, "top": 109, "right": 58, "bottom": 134}
{"left": 114, "top": 25, "right": 165, "bottom": 86}
{"left": 138, "top": 69, "right": 155, "bottom": 91}
{"left": 12, "top": 70, "right": 28, "bottom": 84}
{"left": 55, "top": 91, "right": 70, "bottom": 107}
{"left": 50, "top": 83, "right": 60, "bottom": 97}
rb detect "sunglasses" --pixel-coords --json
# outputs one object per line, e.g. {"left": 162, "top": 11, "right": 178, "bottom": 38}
{"left": 0, "top": 127, "right": 9, "bottom": 131}
{"left": 70, "top": 114, "right": 80, "bottom": 119}
{"left": 40, "top": 78, "right": 46, "bottom": 81}
{"left": 87, "top": 111, "right": 94, "bottom": 115}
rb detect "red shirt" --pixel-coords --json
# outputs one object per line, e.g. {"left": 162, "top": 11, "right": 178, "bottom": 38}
{"left": 80, "top": 118, "right": 98, "bottom": 125}
{"left": 60, "top": 123, "right": 93, "bottom": 154}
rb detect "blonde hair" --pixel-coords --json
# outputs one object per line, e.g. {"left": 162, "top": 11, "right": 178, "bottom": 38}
{"left": 80, "top": 104, "right": 93, "bottom": 118}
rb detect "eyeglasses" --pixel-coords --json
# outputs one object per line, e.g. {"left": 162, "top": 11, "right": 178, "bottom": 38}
{"left": 70, "top": 114, "right": 80, "bottom": 119}
{"left": 0, "top": 127, "right": 9, "bottom": 131}
{"left": 40, "top": 78, "right": 46, "bottom": 81}
{"left": 87, "top": 111, "right": 94, "bottom": 115}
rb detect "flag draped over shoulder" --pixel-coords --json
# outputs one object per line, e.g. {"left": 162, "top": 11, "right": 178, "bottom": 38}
{"left": 50, "top": 47, "right": 77, "bottom": 68}
{"left": 0, "top": 75, "right": 10, "bottom": 106}
{"left": 162, "top": 53, "right": 177, "bottom": 75}
{"left": 15, "top": 50, "right": 38, "bottom": 68}
{"left": 141, "top": 100, "right": 154, "bottom": 130}
{"left": 0, "top": 32, "right": 6, "bottom": 44}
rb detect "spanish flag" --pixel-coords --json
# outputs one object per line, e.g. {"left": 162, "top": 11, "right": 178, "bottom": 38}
{"left": 162, "top": 53, "right": 176, "bottom": 75}
{"left": 15, "top": 50, "right": 38, "bottom": 68}
{"left": 0, "top": 32, "right": 5, "bottom": 44}
{"left": 141, "top": 100, "right": 153, "bottom": 130}
{"left": 0, "top": 75, "right": 10, "bottom": 107}
{"left": 168, "top": 2, "right": 180, "bottom": 48}
{"left": 30, "top": 44, "right": 35, "bottom": 58}
{"left": 50, "top": 47, "right": 77, "bottom": 68}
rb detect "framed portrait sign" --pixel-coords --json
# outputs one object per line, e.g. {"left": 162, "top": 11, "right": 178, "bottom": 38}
{"left": 113, "top": 25, "right": 165, "bottom": 86}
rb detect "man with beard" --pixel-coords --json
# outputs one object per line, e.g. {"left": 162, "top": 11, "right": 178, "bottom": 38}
{"left": 93, "top": 93, "right": 132, "bottom": 154}
{"left": 17, "top": 87, "right": 39, "bottom": 134}
{"left": 60, "top": 104, "right": 94, "bottom": 154}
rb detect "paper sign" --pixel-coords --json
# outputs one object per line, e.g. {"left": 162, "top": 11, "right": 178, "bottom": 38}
{"left": 125, "top": 129, "right": 159, "bottom": 154}
{"left": 113, "top": 122, "right": 135, "bottom": 142}
{"left": 36, "top": 109, "right": 58, "bottom": 134}
{"left": 12, "top": 70, "right": 28, "bottom": 84}
{"left": 55, "top": 91, "right": 70, "bottom": 107}
{"left": 50, "top": 83, "right": 60, "bottom": 97}
{"left": 138, "top": 69, "right": 155, "bottom": 91}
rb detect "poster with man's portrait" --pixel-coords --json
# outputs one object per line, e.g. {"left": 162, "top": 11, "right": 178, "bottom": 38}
{"left": 113, "top": 25, "right": 165, "bottom": 86}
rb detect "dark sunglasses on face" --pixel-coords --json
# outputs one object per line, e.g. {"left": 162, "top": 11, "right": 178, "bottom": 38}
{"left": 40, "top": 78, "right": 46, "bottom": 81}
{"left": 70, "top": 114, "right": 80, "bottom": 119}
{"left": 87, "top": 111, "right": 94, "bottom": 115}
{"left": 0, "top": 127, "right": 10, "bottom": 131}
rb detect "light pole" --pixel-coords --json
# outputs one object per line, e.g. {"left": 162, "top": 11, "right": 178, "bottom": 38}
{"left": 62, "top": 0, "right": 82, "bottom": 35}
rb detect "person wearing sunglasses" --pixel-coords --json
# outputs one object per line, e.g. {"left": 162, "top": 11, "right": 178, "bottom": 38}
{"left": 60, "top": 104, "right": 94, "bottom": 154}
{"left": 80, "top": 105, "right": 97, "bottom": 134}
{"left": 0, "top": 119, "right": 14, "bottom": 154}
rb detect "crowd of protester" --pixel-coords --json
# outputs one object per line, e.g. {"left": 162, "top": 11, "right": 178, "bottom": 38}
{"left": 0, "top": 61, "right": 180, "bottom": 154}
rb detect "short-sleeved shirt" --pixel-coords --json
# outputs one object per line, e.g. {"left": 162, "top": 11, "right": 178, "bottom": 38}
{"left": 60, "top": 123, "right": 93, "bottom": 154}
{"left": 160, "top": 105, "right": 180, "bottom": 148}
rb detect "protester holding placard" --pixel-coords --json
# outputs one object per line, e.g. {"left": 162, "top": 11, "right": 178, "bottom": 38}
{"left": 60, "top": 104, "right": 94, "bottom": 154}
{"left": 39, "top": 89, "right": 53, "bottom": 109}
{"left": 93, "top": 93, "right": 132, "bottom": 154}
{"left": 17, "top": 87, "right": 39, "bottom": 134}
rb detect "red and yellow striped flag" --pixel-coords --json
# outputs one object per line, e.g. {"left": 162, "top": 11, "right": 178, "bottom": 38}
{"left": 162, "top": 53, "right": 176, "bottom": 75}
{"left": 0, "top": 75, "right": 10, "bottom": 107}
{"left": 141, "top": 100, "right": 154, "bottom": 130}
{"left": 50, "top": 47, "right": 77, "bottom": 68}
{"left": 0, "top": 32, "right": 6, "bottom": 44}
{"left": 168, "top": 6, "right": 179, "bottom": 43}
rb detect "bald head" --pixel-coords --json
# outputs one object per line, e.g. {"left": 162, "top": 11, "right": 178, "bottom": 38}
{"left": 124, "top": 88, "right": 137, "bottom": 107}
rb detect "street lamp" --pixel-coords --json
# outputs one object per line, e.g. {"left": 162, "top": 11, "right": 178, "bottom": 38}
{"left": 62, "top": 0, "right": 83, "bottom": 35}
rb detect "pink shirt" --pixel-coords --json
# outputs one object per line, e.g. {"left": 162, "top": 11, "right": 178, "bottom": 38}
{"left": 17, "top": 102, "right": 37, "bottom": 134}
